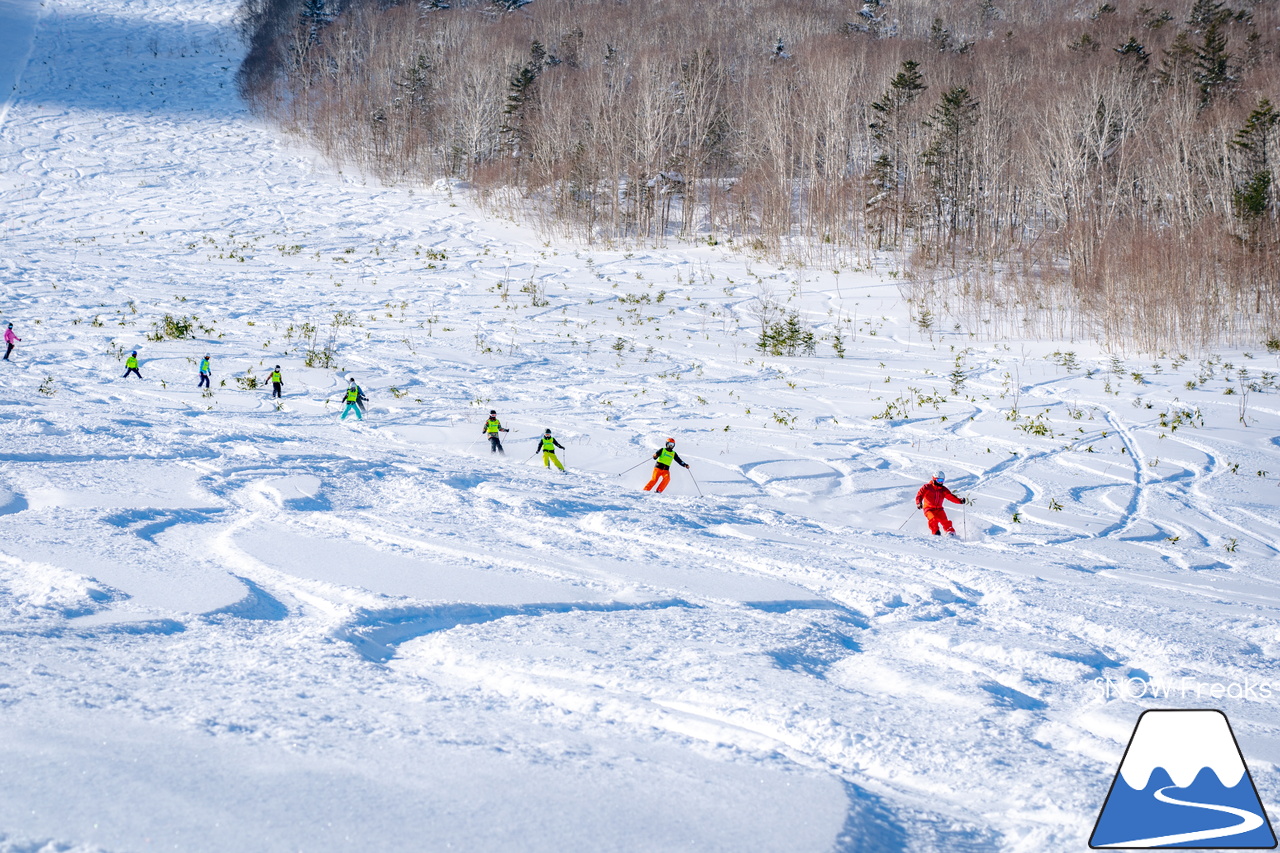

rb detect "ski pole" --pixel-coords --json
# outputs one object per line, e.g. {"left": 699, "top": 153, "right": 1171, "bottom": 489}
{"left": 616, "top": 458, "right": 650, "bottom": 477}
{"left": 898, "top": 505, "right": 917, "bottom": 531}
{"left": 686, "top": 467, "right": 703, "bottom": 497}
{"left": 962, "top": 494, "right": 978, "bottom": 537}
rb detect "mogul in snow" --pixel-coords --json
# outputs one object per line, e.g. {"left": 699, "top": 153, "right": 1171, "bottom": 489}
{"left": 483, "top": 410, "right": 509, "bottom": 454}
{"left": 644, "top": 438, "right": 689, "bottom": 493}
{"left": 198, "top": 354, "right": 211, "bottom": 388}
{"left": 340, "top": 379, "right": 364, "bottom": 420}
{"left": 123, "top": 351, "right": 142, "bottom": 379}
{"left": 537, "top": 429, "right": 566, "bottom": 471}
{"left": 3, "top": 323, "right": 21, "bottom": 361}
{"left": 269, "top": 365, "right": 283, "bottom": 399}
{"left": 916, "top": 471, "right": 966, "bottom": 536}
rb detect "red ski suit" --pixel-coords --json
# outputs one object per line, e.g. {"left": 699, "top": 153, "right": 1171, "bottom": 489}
{"left": 916, "top": 480, "right": 962, "bottom": 535}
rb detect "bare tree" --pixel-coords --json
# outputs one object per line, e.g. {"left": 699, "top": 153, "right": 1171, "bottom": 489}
{"left": 235, "top": 0, "right": 1280, "bottom": 350}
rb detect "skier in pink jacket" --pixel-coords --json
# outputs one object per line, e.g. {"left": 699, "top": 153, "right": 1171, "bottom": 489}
{"left": 3, "top": 324, "right": 20, "bottom": 361}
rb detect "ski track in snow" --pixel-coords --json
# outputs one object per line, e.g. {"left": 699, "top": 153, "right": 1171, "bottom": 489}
{"left": 2, "top": 0, "right": 1280, "bottom": 849}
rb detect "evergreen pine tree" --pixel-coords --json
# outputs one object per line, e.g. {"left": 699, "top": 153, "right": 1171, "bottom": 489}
{"left": 300, "top": 0, "right": 333, "bottom": 47}
{"left": 850, "top": 1, "right": 885, "bottom": 38}
{"left": 922, "top": 87, "right": 980, "bottom": 241}
{"left": 1157, "top": 31, "right": 1196, "bottom": 89}
{"left": 868, "top": 60, "right": 927, "bottom": 245}
{"left": 929, "top": 19, "right": 952, "bottom": 52}
{"left": 1114, "top": 37, "right": 1149, "bottom": 66}
{"left": 1187, "top": 0, "right": 1227, "bottom": 32}
{"left": 1235, "top": 172, "right": 1273, "bottom": 221}
{"left": 1232, "top": 98, "right": 1278, "bottom": 221}
{"left": 870, "top": 61, "right": 926, "bottom": 144}
{"left": 396, "top": 53, "right": 434, "bottom": 115}
{"left": 500, "top": 43, "right": 547, "bottom": 158}
{"left": 758, "top": 312, "right": 816, "bottom": 356}
{"left": 1193, "top": 17, "right": 1234, "bottom": 105}
{"left": 1234, "top": 98, "right": 1278, "bottom": 164}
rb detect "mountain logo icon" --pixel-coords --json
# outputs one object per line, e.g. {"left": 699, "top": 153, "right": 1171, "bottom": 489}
{"left": 1091, "top": 709, "right": 1277, "bottom": 848}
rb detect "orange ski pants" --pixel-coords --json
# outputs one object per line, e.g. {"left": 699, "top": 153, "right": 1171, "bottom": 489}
{"left": 644, "top": 467, "right": 671, "bottom": 493}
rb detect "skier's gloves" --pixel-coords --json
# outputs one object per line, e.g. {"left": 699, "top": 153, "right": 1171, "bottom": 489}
{"left": 916, "top": 503, "right": 923, "bottom": 509}
{"left": 960, "top": 498, "right": 967, "bottom": 504}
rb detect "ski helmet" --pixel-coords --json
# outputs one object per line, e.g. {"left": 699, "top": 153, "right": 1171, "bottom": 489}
{"left": 934, "top": 470, "right": 945, "bottom": 483}
{"left": 489, "top": 410, "right": 497, "bottom": 416}
{"left": 544, "top": 429, "right": 552, "bottom": 435}
{"left": 666, "top": 437, "right": 676, "bottom": 444}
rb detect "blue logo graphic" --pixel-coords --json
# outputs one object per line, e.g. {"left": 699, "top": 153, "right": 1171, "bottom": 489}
{"left": 1091, "top": 709, "right": 1276, "bottom": 848}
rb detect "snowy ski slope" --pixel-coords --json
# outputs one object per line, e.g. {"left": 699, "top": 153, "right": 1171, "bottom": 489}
{"left": 2, "top": 0, "right": 1280, "bottom": 850}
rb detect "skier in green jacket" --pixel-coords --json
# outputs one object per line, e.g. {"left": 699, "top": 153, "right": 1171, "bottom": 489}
{"left": 644, "top": 438, "right": 689, "bottom": 492}
{"left": 483, "top": 410, "right": 509, "bottom": 454}
{"left": 537, "top": 429, "right": 566, "bottom": 471}
{"left": 340, "top": 380, "right": 363, "bottom": 420}
{"left": 123, "top": 351, "right": 142, "bottom": 379}
{"left": 346, "top": 375, "right": 367, "bottom": 414}
{"left": 198, "top": 355, "right": 211, "bottom": 389}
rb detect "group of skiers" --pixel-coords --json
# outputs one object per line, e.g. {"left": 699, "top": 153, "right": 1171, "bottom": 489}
{"left": 481, "top": 404, "right": 968, "bottom": 530}
{"left": 481, "top": 402, "right": 967, "bottom": 527}
{"left": 114, "top": 350, "right": 365, "bottom": 417}
{"left": 481, "top": 409, "right": 693, "bottom": 493}
{"left": 480, "top": 407, "right": 966, "bottom": 529}
{"left": 482, "top": 410, "right": 568, "bottom": 472}
{"left": 3, "top": 326, "right": 967, "bottom": 532}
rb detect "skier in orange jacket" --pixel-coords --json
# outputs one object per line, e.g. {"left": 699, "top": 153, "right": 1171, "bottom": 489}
{"left": 916, "top": 471, "right": 966, "bottom": 535}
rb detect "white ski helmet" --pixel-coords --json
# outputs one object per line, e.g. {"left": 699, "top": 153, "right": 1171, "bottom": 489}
{"left": 934, "top": 470, "right": 945, "bottom": 483}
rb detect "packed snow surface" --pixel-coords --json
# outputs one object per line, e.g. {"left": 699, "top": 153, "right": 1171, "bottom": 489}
{"left": 2, "top": 0, "right": 1280, "bottom": 849}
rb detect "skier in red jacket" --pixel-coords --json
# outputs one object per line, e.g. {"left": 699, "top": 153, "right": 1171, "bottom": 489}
{"left": 915, "top": 471, "right": 966, "bottom": 535}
